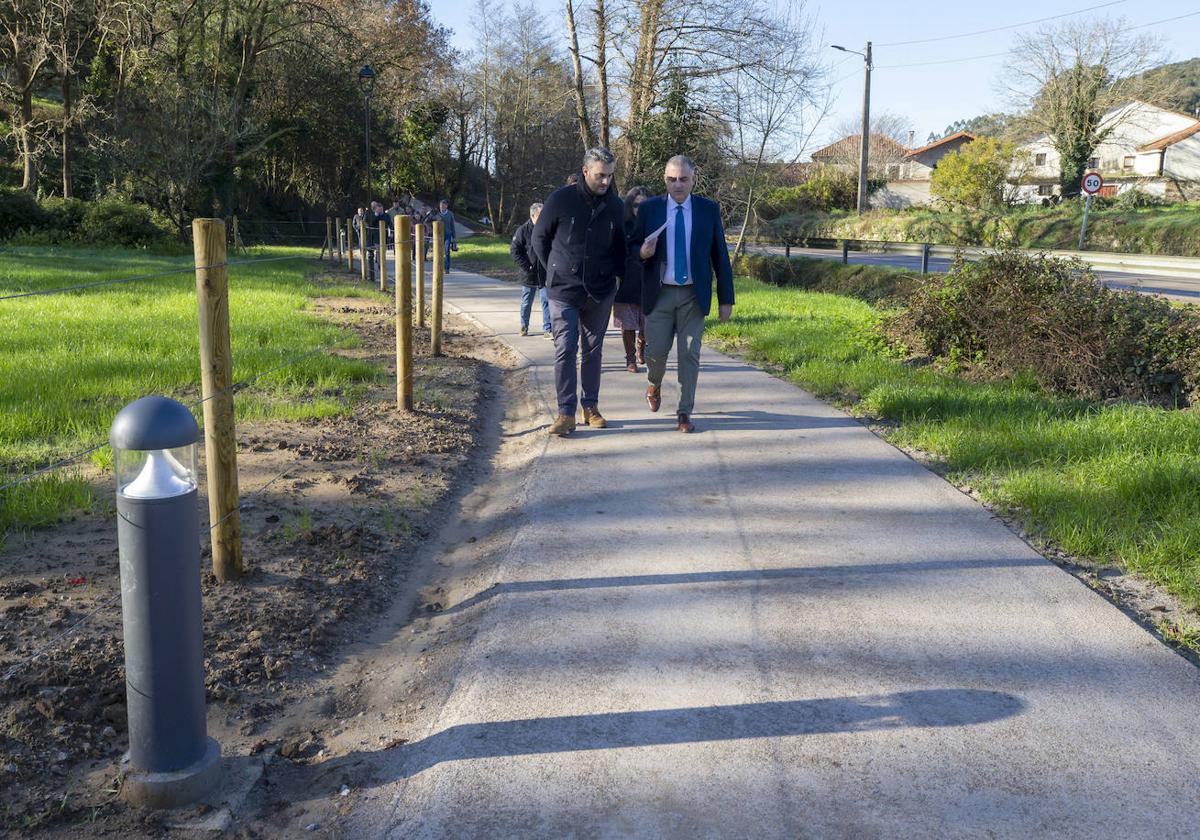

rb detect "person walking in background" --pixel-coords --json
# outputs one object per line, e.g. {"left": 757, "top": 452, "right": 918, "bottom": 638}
{"left": 615, "top": 186, "right": 650, "bottom": 372}
{"left": 436, "top": 199, "right": 457, "bottom": 269}
{"left": 511, "top": 202, "right": 552, "bottom": 338}
{"left": 532, "top": 147, "right": 626, "bottom": 437}
{"left": 630, "top": 155, "right": 734, "bottom": 433}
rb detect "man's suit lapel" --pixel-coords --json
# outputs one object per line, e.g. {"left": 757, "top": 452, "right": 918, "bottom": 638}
{"left": 654, "top": 197, "right": 669, "bottom": 281}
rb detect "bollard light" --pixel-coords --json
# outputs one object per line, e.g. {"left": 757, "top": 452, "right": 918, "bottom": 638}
{"left": 110, "top": 396, "right": 220, "bottom": 808}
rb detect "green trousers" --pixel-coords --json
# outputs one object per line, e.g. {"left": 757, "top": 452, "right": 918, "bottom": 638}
{"left": 645, "top": 284, "right": 705, "bottom": 416}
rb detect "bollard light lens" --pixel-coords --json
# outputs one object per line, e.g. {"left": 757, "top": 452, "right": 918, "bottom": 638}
{"left": 116, "top": 446, "right": 197, "bottom": 499}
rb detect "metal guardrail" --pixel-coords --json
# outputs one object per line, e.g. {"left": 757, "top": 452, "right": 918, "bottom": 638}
{"left": 744, "top": 237, "right": 1200, "bottom": 280}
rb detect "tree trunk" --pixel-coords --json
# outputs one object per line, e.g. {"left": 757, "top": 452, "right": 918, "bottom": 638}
{"left": 594, "top": 0, "right": 610, "bottom": 148}
{"left": 61, "top": 68, "right": 73, "bottom": 198}
{"left": 626, "top": 0, "right": 664, "bottom": 175}
{"left": 18, "top": 83, "right": 36, "bottom": 192}
{"left": 565, "top": 0, "right": 593, "bottom": 149}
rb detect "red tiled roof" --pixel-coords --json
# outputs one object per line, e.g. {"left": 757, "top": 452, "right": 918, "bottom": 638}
{"left": 905, "top": 131, "right": 976, "bottom": 158}
{"left": 1137, "top": 122, "right": 1200, "bottom": 152}
{"left": 811, "top": 134, "right": 910, "bottom": 161}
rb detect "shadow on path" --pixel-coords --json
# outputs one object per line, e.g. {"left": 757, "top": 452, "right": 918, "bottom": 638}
{"left": 317, "top": 689, "right": 1023, "bottom": 787}
{"left": 440, "top": 557, "right": 1044, "bottom": 615}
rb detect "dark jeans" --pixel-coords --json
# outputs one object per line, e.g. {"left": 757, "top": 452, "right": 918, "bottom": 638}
{"left": 445, "top": 239, "right": 454, "bottom": 269}
{"left": 548, "top": 291, "right": 616, "bottom": 415}
{"left": 521, "top": 286, "right": 551, "bottom": 332}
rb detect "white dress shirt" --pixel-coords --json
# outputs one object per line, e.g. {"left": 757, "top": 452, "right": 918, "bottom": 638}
{"left": 663, "top": 195, "right": 693, "bottom": 286}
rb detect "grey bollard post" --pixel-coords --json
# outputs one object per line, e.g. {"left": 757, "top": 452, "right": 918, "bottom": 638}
{"left": 110, "top": 396, "right": 220, "bottom": 809}
{"left": 921, "top": 242, "right": 931, "bottom": 274}
{"left": 841, "top": 239, "right": 849, "bottom": 264}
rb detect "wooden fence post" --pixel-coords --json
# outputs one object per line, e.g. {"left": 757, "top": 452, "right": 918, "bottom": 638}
{"left": 325, "top": 217, "right": 334, "bottom": 262}
{"left": 395, "top": 216, "right": 414, "bottom": 411}
{"left": 192, "top": 219, "right": 243, "bottom": 583}
{"left": 415, "top": 223, "right": 426, "bottom": 329}
{"left": 346, "top": 217, "right": 354, "bottom": 272}
{"left": 378, "top": 218, "right": 388, "bottom": 292}
{"left": 431, "top": 220, "right": 444, "bottom": 356}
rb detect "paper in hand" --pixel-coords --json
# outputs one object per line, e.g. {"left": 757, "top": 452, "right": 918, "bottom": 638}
{"left": 645, "top": 219, "right": 670, "bottom": 241}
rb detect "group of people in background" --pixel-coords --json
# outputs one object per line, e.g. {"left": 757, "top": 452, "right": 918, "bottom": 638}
{"left": 511, "top": 147, "right": 734, "bottom": 436}
{"left": 353, "top": 198, "right": 457, "bottom": 282}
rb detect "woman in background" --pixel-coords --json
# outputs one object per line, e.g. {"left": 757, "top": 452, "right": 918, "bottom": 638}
{"left": 614, "top": 186, "right": 650, "bottom": 372}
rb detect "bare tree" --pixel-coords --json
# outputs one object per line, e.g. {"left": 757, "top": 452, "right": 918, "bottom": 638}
{"left": 0, "top": 1, "right": 54, "bottom": 191}
{"left": 823, "top": 112, "right": 913, "bottom": 179}
{"left": 564, "top": 0, "right": 593, "bottom": 148}
{"left": 1001, "top": 17, "right": 1175, "bottom": 196}
{"left": 611, "top": 0, "right": 781, "bottom": 176}
{"left": 717, "top": 4, "right": 828, "bottom": 256}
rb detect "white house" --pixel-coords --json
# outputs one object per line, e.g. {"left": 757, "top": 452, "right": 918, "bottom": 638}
{"left": 874, "top": 131, "right": 976, "bottom": 208}
{"left": 1013, "top": 101, "right": 1200, "bottom": 202}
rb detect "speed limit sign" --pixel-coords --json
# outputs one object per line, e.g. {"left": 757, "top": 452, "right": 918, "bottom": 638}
{"left": 1081, "top": 172, "right": 1104, "bottom": 195}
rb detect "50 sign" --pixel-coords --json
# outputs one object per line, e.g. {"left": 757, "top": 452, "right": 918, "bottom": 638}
{"left": 1078, "top": 171, "right": 1104, "bottom": 250}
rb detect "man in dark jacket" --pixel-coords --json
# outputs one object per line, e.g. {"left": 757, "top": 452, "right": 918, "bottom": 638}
{"left": 511, "top": 202, "right": 551, "bottom": 338}
{"left": 532, "top": 147, "right": 626, "bottom": 436}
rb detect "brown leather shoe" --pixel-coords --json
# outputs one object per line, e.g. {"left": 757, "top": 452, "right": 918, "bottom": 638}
{"left": 646, "top": 385, "right": 661, "bottom": 413}
{"left": 677, "top": 412, "right": 695, "bottom": 433}
{"left": 626, "top": 361, "right": 639, "bottom": 373}
{"left": 549, "top": 414, "right": 576, "bottom": 436}
{"left": 581, "top": 405, "right": 607, "bottom": 428}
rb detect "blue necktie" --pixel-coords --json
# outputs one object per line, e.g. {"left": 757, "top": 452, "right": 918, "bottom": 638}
{"left": 673, "top": 204, "right": 687, "bottom": 284}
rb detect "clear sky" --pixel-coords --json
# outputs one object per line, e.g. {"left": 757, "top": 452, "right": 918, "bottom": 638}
{"left": 429, "top": 0, "right": 1200, "bottom": 153}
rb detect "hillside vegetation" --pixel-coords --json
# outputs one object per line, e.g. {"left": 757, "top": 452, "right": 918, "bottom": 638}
{"left": 768, "top": 201, "right": 1200, "bottom": 257}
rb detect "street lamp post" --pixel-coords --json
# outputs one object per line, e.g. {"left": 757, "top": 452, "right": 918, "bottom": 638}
{"left": 831, "top": 42, "right": 873, "bottom": 213}
{"left": 358, "top": 64, "right": 377, "bottom": 203}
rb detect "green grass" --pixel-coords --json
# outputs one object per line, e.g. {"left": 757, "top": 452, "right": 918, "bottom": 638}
{"left": 0, "top": 245, "right": 381, "bottom": 535}
{"left": 708, "top": 276, "right": 1200, "bottom": 611}
{"left": 455, "top": 236, "right": 514, "bottom": 267}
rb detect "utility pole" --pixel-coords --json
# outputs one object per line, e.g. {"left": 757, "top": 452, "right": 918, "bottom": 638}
{"left": 831, "top": 41, "right": 873, "bottom": 213}
{"left": 857, "top": 41, "right": 872, "bottom": 213}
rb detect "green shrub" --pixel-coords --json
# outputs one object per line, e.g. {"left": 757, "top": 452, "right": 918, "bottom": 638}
{"left": 882, "top": 250, "right": 1200, "bottom": 404}
{"left": 1114, "top": 189, "right": 1166, "bottom": 210}
{"left": 40, "top": 197, "right": 88, "bottom": 242}
{"left": 80, "top": 197, "right": 171, "bottom": 247}
{"left": 0, "top": 188, "right": 48, "bottom": 239}
{"left": 734, "top": 253, "right": 917, "bottom": 305}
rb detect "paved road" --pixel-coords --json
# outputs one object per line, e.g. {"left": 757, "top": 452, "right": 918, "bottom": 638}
{"left": 754, "top": 244, "right": 1200, "bottom": 302}
{"left": 353, "top": 269, "right": 1200, "bottom": 838}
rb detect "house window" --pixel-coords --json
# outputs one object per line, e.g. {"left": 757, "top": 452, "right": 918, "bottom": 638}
{"left": 1037, "top": 184, "right": 1054, "bottom": 196}
{"left": 1123, "top": 156, "right": 1135, "bottom": 171}
{"left": 1035, "top": 153, "right": 1047, "bottom": 166}
{"left": 1088, "top": 157, "right": 1099, "bottom": 169}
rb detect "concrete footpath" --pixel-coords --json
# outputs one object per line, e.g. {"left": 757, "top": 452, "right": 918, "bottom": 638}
{"left": 356, "top": 268, "right": 1200, "bottom": 838}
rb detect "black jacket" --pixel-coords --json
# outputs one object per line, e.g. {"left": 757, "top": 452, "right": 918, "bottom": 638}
{"left": 531, "top": 181, "right": 625, "bottom": 305}
{"left": 359, "top": 211, "right": 388, "bottom": 247}
{"left": 510, "top": 220, "right": 545, "bottom": 288}
{"left": 614, "top": 215, "right": 644, "bottom": 306}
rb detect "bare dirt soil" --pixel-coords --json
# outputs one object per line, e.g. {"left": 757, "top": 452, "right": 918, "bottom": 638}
{"left": 0, "top": 278, "right": 519, "bottom": 836}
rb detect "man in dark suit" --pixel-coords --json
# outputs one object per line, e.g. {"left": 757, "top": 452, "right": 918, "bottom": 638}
{"left": 629, "top": 155, "right": 734, "bottom": 432}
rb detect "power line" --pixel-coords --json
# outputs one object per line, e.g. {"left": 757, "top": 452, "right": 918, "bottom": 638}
{"left": 876, "top": 8, "right": 1200, "bottom": 70}
{"left": 876, "top": 0, "right": 1129, "bottom": 47}
{"left": 876, "top": 51, "right": 1010, "bottom": 70}
{"left": 1129, "top": 10, "right": 1200, "bottom": 29}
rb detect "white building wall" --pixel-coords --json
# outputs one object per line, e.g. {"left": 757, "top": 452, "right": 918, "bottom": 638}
{"left": 1164, "top": 137, "right": 1200, "bottom": 180}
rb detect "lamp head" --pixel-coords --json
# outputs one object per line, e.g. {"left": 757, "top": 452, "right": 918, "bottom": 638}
{"left": 357, "top": 64, "right": 376, "bottom": 93}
